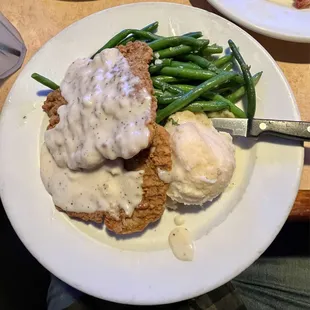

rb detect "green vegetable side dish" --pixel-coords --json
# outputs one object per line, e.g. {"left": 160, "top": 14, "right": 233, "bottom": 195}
{"left": 159, "top": 67, "right": 217, "bottom": 81}
{"left": 155, "top": 45, "right": 193, "bottom": 59}
{"left": 213, "top": 54, "right": 234, "bottom": 68}
{"left": 31, "top": 21, "right": 263, "bottom": 124}
{"left": 118, "top": 21, "right": 159, "bottom": 46}
{"left": 156, "top": 84, "right": 247, "bottom": 119}
{"left": 31, "top": 73, "right": 59, "bottom": 90}
{"left": 156, "top": 71, "right": 237, "bottom": 123}
{"left": 186, "top": 101, "right": 229, "bottom": 113}
{"left": 221, "top": 62, "right": 234, "bottom": 71}
{"left": 148, "top": 36, "right": 208, "bottom": 51}
{"left": 91, "top": 29, "right": 162, "bottom": 59}
{"left": 228, "top": 39, "right": 256, "bottom": 118}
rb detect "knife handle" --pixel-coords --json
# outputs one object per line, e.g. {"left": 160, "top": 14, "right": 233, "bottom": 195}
{"left": 249, "top": 119, "right": 310, "bottom": 141}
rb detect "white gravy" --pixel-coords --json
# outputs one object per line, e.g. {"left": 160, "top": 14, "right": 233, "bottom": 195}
{"left": 40, "top": 143, "right": 143, "bottom": 218}
{"left": 45, "top": 48, "right": 152, "bottom": 170}
{"left": 168, "top": 227, "right": 194, "bottom": 261}
{"left": 174, "top": 215, "right": 185, "bottom": 226}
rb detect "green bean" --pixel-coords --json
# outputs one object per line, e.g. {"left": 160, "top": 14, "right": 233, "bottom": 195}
{"left": 152, "top": 78, "right": 184, "bottom": 95}
{"left": 152, "top": 75, "right": 189, "bottom": 84}
{"left": 155, "top": 45, "right": 193, "bottom": 59}
{"left": 155, "top": 91, "right": 174, "bottom": 99}
{"left": 186, "top": 101, "right": 229, "bottom": 112}
{"left": 31, "top": 73, "right": 59, "bottom": 90}
{"left": 162, "top": 62, "right": 245, "bottom": 84}
{"left": 213, "top": 54, "right": 233, "bottom": 68}
{"left": 154, "top": 89, "right": 164, "bottom": 97}
{"left": 154, "top": 31, "right": 203, "bottom": 41}
{"left": 149, "top": 59, "right": 172, "bottom": 74}
{"left": 91, "top": 29, "right": 133, "bottom": 58}
{"left": 157, "top": 92, "right": 231, "bottom": 105}
{"left": 179, "top": 54, "right": 220, "bottom": 73}
{"left": 170, "top": 61, "right": 201, "bottom": 70}
{"left": 118, "top": 21, "right": 159, "bottom": 45}
{"left": 156, "top": 71, "right": 237, "bottom": 123}
{"left": 160, "top": 67, "right": 216, "bottom": 80}
{"left": 120, "top": 29, "right": 201, "bottom": 47}
{"left": 216, "top": 86, "right": 237, "bottom": 94}
{"left": 205, "top": 93, "right": 246, "bottom": 118}
{"left": 221, "top": 62, "right": 234, "bottom": 71}
{"left": 91, "top": 30, "right": 161, "bottom": 59}
{"left": 150, "top": 60, "right": 201, "bottom": 77}
{"left": 197, "top": 39, "right": 210, "bottom": 48}
{"left": 157, "top": 94, "right": 180, "bottom": 105}
{"left": 174, "top": 83, "right": 236, "bottom": 96}
{"left": 226, "top": 71, "right": 263, "bottom": 103}
{"left": 160, "top": 84, "right": 246, "bottom": 118}
{"left": 173, "top": 84, "right": 245, "bottom": 116}
{"left": 120, "top": 28, "right": 201, "bottom": 47}
{"left": 203, "top": 44, "right": 223, "bottom": 55}
{"left": 149, "top": 36, "right": 208, "bottom": 51}
{"left": 228, "top": 39, "right": 256, "bottom": 118}
{"left": 117, "top": 30, "right": 160, "bottom": 42}
{"left": 172, "top": 84, "right": 193, "bottom": 92}
{"left": 173, "top": 83, "right": 237, "bottom": 95}
{"left": 182, "top": 31, "right": 203, "bottom": 39}
{"left": 117, "top": 30, "right": 161, "bottom": 42}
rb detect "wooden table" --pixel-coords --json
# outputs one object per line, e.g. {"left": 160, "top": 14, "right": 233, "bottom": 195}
{"left": 0, "top": 0, "right": 309, "bottom": 218}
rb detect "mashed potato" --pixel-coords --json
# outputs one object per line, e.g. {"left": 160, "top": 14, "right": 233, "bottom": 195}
{"left": 158, "top": 111, "right": 235, "bottom": 206}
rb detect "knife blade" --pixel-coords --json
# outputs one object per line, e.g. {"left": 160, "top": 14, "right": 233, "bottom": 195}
{"left": 211, "top": 118, "right": 310, "bottom": 142}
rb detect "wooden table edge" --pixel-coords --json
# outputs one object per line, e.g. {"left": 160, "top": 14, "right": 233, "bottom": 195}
{"left": 290, "top": 190, "right": 310, "bottom": 220}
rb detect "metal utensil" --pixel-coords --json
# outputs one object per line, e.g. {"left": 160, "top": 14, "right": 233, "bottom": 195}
{"left": 211, "top": 118, "right": 310, "bottom": 141}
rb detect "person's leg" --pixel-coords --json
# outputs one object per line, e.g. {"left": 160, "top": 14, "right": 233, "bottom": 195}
{"left": 46, "top": 274, "right": 246, "bottom": 310}
{"left": 232, "top": 257, "right": 310, "bottom": 310}
{"left": 47, "top": 274, "right": 83, "bottom": 310}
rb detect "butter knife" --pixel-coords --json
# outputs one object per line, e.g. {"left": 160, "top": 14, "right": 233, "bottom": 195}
{"left": 211, "top": 118, "right": 310, "bottom": 141}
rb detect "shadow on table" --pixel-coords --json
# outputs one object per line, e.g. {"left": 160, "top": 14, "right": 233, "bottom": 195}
{"left": 304, "top": 147, "right": 310, "bottom": 183}
{"left": 263, "top": 220, "right": 310, "bottom": 257}
{"left": 305, "top": 147, "right": 310, "bottom": 165}
{"left": 0, "top": 78, "right": 8, "bottom": 88}
{"left": 190, "top": 0, "right": 310, "bottom": 64}
{"left": 190, "top": 0, "right": 218, "bottom": 12}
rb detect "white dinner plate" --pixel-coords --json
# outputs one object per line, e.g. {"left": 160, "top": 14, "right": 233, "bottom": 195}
{"left": 207, "top": 0, "right": 310, "bottom": 42}
{"left": 0, "top": 2, "right": 303, "bottom": 305}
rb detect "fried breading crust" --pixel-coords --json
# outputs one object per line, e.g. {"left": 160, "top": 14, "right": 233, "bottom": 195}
{"left": 117, "top": 42, "right": 157, "bottom": 122}
{"left": 42, "top": 42, "right": 172, "bottom": 233}
{"left": 43, "top": 89, "right": 66, "bottom": 129}
{"left": 105, "top": 124, "right": 171, "bottom": 234}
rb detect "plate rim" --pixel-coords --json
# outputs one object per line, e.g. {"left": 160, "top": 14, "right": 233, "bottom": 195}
{"left": 207, "top": 0, "right": 310, "bottom": 43}
{"left": 0, "top": 2, "right": 304, "bottom": 305}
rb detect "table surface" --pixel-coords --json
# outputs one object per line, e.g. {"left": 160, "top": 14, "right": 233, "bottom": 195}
{"left": 0, "top": 0, "right": 309, "bottom": 218}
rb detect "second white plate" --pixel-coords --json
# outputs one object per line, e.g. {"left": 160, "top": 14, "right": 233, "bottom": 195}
{"left": 207, "top": 0, "right": 310, "bottom": 42}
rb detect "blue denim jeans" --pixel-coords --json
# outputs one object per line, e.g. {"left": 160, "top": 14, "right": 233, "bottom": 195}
{"left": 48, "top": 257, "right": 310, "bottom": 310}
{"left": 47, "top": 275, "right": 82, "bottom": 310}
{"left": 232, "top": 257, "right": 310, "bottom": 310}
